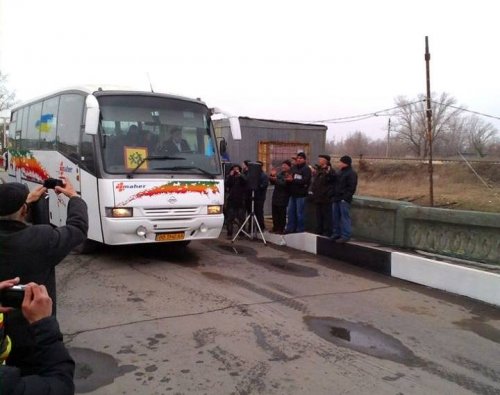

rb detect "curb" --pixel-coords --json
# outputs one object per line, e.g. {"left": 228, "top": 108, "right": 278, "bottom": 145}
{"left": 264, "top": 232, "right": 500, "bottom": 307}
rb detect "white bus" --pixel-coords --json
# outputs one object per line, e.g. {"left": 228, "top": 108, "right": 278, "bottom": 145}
{"left": 6, "top": 86, "right": 241, "bottom": 249}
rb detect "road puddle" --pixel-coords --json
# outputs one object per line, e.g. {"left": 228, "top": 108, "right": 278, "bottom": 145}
{"left": 216, "top": 243, "right": 254, "bottom": 255}
{"left": 304, "top": 316, "right": 420, "bottom": 366}
{"left": 69, "top": 347, "right": 136, "bottom": 393}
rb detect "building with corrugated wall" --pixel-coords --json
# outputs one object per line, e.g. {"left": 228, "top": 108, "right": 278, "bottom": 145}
{"left": 214, "top": 117, "right": 327, "bottom": 172}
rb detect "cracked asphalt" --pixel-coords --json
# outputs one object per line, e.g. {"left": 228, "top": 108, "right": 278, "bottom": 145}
{"left": 56, "top": 238, "right": 500, "bottom": 394}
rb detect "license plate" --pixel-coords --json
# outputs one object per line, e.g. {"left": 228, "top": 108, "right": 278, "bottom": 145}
{"left": 155, "top": 232, "right": 185, "bottom": 242}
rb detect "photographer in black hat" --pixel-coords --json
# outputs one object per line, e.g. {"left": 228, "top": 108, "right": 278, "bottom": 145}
{"left": 0, "top": 177, "right": 88, "bottom": 375}
{"left": 330, "top": 155, "right": 357, "bottom": 243}
{"left": 310, "top": 154, "right": 334, "bottom": 236}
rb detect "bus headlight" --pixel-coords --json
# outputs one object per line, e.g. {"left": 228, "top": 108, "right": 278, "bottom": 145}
{"left": 199, "top": 223, "right": 208, "bottom": 233}
{"left": 106, "top": 207, "right": 133, "bottom": 218}
{"left": 207, "top": 205, "right": 222, "bottom": 215}
{"left": 136, "top": 226, "right": 147, "bottom": 237}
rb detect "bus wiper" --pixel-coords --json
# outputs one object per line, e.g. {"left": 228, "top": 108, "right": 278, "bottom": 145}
{"left": 155, "top": 166, "right": 216, "bottom": 179}
{"left": 127, "top": 155, "right": 185, "bottom": 178}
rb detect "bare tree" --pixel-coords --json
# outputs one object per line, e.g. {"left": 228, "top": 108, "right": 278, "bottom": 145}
{"left": 0, "top": 71, "right": 16, "bottom": 111}
{"left": 464, "top": 115, "right": 498, "bottom": 157}
{"left": 392, "top": 92, "right": 463, "bottom": 158}
{"left": 342, "top": 131, "right": 370, "bottom": 157}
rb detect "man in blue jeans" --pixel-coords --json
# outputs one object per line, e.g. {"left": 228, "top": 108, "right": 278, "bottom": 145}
{"left": 331, "top": 155, "right": 358, "bottom": 243}
{"left": 285, "top": 152, "right": 311, "bottom": 233}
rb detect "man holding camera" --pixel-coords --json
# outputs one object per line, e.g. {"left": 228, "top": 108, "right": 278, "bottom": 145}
{"left": 225, "top": 164, "right": 247, "bottom": 239}
{"left": 0, "top": 277, "right": 75, "bottom": 394}
{"left": 0, "top": 177, "right": 88, "bottom": 373}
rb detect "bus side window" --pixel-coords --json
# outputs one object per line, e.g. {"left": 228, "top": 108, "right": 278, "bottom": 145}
{"left": 26, "top": 102, "right": 42, "bottom": 150}
{"left": 40, "top": 96, "right": 59, "bottom": 150}
{"left": 58, "top": 94, "right": 84, "bottom": 158}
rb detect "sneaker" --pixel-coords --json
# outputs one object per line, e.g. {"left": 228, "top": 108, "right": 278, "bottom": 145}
{"left": 330, "top": 235, "right": 341, "bottom": 241}
{"left": 335, "top": 237, "right": 350, "bottom": 244}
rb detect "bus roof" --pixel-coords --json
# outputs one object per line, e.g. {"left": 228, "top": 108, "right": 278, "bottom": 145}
{"left": 10, "top": 85, "right": 207, "bottom": 112}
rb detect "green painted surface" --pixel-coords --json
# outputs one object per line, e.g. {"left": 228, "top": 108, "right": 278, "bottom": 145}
{"left": 351, "top": 196, "right": 500, "bottom": 265}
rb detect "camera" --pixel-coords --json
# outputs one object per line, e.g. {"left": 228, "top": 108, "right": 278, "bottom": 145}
{"left": 43, "top": 178, "right": 64, "bottom": 189}
{"left": 0, "top": 285, "right": 26, "bottom": 309}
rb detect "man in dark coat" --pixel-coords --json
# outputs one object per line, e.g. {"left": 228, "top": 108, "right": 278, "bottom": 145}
{"left": 310, "top": 154, "right": 334, "bottom": 236}
{"left": 252, "top": 161, "right": 269, "bottom": 231}
{"left": 331, "top": 155, "right": 358, "bottom": 243}
{"left": 159, "top": 127, "right": 191, "bottom": 153}
{"left": 0, "top": 178, "right": 88, "bottom": 374}
{"left": 269, "top": 160, "right": 291, "bottom": 234}
{"left": 0, "top": 278, "right": 75, "bottom": 395}
{"left": 225, "top": 164, "right": 247, "bottom": 238}
{"left": 285, "top": 152, "right": 312, "bottom": 233}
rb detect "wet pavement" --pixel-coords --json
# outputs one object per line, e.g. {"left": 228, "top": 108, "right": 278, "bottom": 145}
{"left": 56, "top": 237, "right": 500, "bottom": 394}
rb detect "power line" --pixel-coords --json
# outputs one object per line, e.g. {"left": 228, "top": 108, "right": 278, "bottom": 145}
{"left": 295, "top": 100, "right": 500, "bottom": 125}
{"left": 294, "top": 100, "right": 425, "bottom": 124}
{"left": 429, "top": 100, "right": 500, "bottom": 121}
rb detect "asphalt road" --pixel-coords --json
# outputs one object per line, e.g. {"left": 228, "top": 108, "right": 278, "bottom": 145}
{"left": 56, "top": 238, "right": 500, "bottom": 395}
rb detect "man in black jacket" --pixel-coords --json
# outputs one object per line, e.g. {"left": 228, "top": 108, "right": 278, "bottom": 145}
{"left": 331, "top": 155, "right": 358, "bottom": 243}
{"left": 285, "top": 152, "right": 312, "bottom": 233}
{"left": 269, "top": 160, "right": 291, "bottom": 234}
{"left": 310, "top": 154, "right": 334, "bottom": 236}
{"left": 0, "top": 278, "right": 74, "bottom": 395}
{"left": 0, "top": 177, "right": 88, "bottom": 374}
{"left": 225, "top": 164, "right": 247, "bottom": 239}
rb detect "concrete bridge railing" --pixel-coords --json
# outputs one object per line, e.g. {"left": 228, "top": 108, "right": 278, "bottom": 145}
{"left": 351, "top": 196, "right": 500, "bottom": 265}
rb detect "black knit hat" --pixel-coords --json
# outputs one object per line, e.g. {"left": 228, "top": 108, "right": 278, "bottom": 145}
{"left": 296, "top": 152, "right": 306, "bottom": 159}
{"left": 0, "top": 183, "right": 29, "bottom": 216}
{"left": 318, "top": 154, "right": 331, "bottom": 162}
{"left": 340, "top": 155, "right": 352, "bottom": 166}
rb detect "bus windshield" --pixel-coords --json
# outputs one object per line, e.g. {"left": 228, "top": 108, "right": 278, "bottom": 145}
{"left": 97, "top": 95, "right": 220, "bottom": 176}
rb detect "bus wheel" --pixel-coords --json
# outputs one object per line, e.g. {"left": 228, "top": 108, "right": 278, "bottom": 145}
{"left": 73, "top": 239, "right": 99, "bottom": 255}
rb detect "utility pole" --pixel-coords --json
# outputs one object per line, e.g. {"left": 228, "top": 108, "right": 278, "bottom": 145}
{"left": 425, "top": 36, "right": 434, "bottom": 206}
{"left": 386, "top": 118, "right": 391, "bottom": 158}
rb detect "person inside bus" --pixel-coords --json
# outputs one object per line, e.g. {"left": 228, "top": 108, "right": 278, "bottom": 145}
{"left": 158, "top": 127, "right": 190, "bottom": 154}
{"left": 0, "top": 278, "right": 75, "bottom": 395}
{"left": 0, "top": 177, "right": 88, "bottom": 375}
{"left": 125, "top": 125, "right": 141, "bottom": 147}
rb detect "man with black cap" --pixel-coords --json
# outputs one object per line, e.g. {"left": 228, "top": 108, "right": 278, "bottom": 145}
{"left": 331, "top": 155, "right": 358, "bottom": 243}
{"left": 0, "top": 177, "right": 88, "bottom": 374}
{"left": 310, "top": 154, "right": 334, "bottom": 236}
{"left": 285, "top": 152, "right": 312, "bottom": 234}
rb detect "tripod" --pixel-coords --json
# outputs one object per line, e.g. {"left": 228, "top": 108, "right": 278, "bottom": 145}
{"left": 232, "top": 190, "right": 267, "bottom": 244}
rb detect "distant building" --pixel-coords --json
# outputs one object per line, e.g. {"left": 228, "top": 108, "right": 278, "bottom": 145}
{"left": 214, "top": 117, "right": 327, "bottom": 171}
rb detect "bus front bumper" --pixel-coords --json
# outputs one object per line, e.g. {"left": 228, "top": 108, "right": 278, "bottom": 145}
{"left": 101, "top": 215, "right": 224, "bottom": 245}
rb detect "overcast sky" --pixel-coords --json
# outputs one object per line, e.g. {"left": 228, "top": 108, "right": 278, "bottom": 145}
{"left": 1, "top": 0, "right": 499, "bottom": 141}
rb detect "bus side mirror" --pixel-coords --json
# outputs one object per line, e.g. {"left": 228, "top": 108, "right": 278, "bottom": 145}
{"left": 219, "top": 137, "right": 227, "bottom": 155}
{"left": 228, "top": 117, "right": 241, "bottom": 140}
{"left": 84, "top": 95, "right": 100, "bottom": 135}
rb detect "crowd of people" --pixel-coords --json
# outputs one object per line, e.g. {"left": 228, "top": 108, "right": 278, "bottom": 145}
{"left": 224, "top": 153, "right": 358, "bottom": 243}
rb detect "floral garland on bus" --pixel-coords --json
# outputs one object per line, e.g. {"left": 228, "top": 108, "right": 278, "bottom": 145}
{"left": 116, "top": 181, "right": 220, "bottom": 206}
{"left": 8, "top": 150, "right": 50, "bottom": 182}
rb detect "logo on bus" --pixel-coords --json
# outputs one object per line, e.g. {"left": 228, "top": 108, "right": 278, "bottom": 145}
{"left": 115, "top": 182, "right": 146, "bottom": 192}
{"left": 59, "top": 161, "right": 73, "bottom": 175}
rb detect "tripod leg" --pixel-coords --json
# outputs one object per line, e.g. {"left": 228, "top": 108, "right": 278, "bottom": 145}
{"left": 252, "top": 214, "right": 267, "bottom": 245}
{"left": 232, "top": 213, "right": 252, "bottom": 243}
